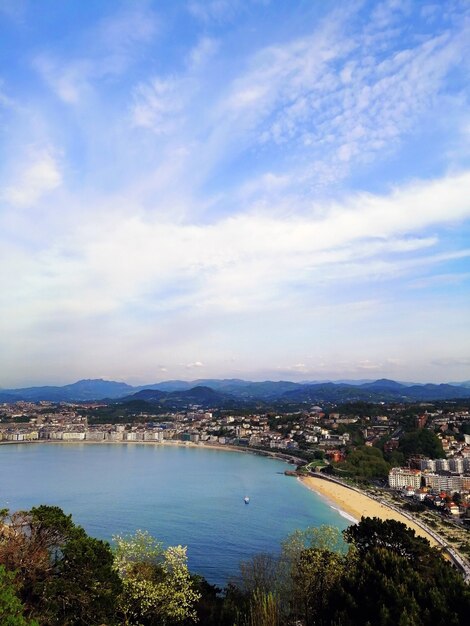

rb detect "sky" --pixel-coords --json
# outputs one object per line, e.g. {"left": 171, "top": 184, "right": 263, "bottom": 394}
{"left": 1, "top": 0, "right": 470, "bottom": 387}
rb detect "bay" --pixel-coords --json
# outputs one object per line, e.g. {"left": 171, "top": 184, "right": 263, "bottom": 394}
{"left": 0, "top": 443, "right": 349, "bottom": 585}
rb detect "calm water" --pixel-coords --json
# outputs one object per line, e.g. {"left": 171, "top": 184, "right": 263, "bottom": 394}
{"left": 0, "top": 443, "right": 349, "bottom": 584}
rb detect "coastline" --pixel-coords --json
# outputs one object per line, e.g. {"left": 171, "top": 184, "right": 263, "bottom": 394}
{"left": 0, "top": 438, "right": 302, "bottom": 464}
{"left": 299, "top": 475, "right": 438, "bottom": 546}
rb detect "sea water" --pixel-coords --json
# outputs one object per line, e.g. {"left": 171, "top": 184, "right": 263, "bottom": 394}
{"left": 0, "top": 443, "right": 349, "bottom": 585}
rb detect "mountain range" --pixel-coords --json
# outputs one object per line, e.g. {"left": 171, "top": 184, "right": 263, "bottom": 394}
{"left": 1, "top": 377, "right": 470, "bottom": 405}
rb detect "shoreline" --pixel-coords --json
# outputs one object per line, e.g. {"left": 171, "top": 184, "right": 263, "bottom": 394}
{"left": 299, "top": 475, "right": 438, "bottom": 546}
{"left": 0, "top": 438, "right": 303, "bottom": 465}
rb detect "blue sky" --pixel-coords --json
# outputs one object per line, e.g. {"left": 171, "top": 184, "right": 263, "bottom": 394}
{"left": 1, "top": 0, "right": 470, "bottom": 386}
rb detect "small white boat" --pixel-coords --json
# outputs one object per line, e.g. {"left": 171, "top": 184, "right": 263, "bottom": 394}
{"left": 244, "top": 496, "right": 250, "bottom": 504}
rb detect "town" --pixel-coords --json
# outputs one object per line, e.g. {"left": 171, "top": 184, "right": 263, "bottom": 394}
{"left": 2, "top": 395, "right": 470, "bottom": 582}
{"left": 2, "top": 397, "right": 469, "bottom": 513}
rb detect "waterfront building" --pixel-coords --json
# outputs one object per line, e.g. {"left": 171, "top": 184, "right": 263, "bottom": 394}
{"left": 435, "top": 458, "right": 450, "bottom": 472}
{"left": 449, "top": 458, "right": 464, "bottom": 473}
{"left": 423, "top": 473, "right": 465, "bottom": 493}
{"left": 388, "top": 468, "right": 422, "bottom": 489}
{"left": 420, "top": 458, "right": 436, "bottom": 471}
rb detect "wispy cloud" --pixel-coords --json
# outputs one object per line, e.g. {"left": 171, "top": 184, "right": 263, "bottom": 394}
{"left": 2, "top": 146, "right": 62, "bottom": 207}
{"left": 34, "top": 4, "right": 158, "bottom": 105}
{"left": 1, "top": 0, "right": 470, "bottom": 384}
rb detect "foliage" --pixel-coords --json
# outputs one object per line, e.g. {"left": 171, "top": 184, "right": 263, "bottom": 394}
{"left": 334, "top": 517, "right": 470, "bottom": 625}
{"left": 40, "top": 531, "right": 121, "bottom": 625}
{"left": 238, "top": 553, "right": 279, "bottom": 596}
{"left": 113, "top": 530, "right": 200, "bottom": 625}
{"left": 398, "top": 429, "right": 445, "bottom": 460}
{"left": 386, "top": 450, "right": 405, "bottom": 466}
{"left": 332, "top": 541, "right": 470, "bottom": 625}
{"left": 343, "top": 516, "right": 433, "bottom": 559}
{"left": 334, "top": 446, "right": 391, "bottom": 478}
{"left": 2, "top": 507, "right": 470, "bottom": 626}
{"left": 0, "top": 566, "right": 37, "bottom": 626}
{"left": 243, "top": 589, "right": 280, "bottom": 626}
{"left": 290, "top": 547, "right": 346, "bottom": 626}
{"left": 281, "top": 524, "right": 345, "bottom": 563}
{"left": 0, "top": 506, "right": 121, "bottom": 625}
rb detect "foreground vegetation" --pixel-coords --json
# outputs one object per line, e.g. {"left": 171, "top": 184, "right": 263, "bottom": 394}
{"left": 0, "top": 507, "right": 469, "bottom": 625}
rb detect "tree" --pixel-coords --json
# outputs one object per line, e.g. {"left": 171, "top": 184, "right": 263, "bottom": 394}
{"left": 335, "top": 517, "right": 470, "bottom": 625}
{"left": 278, "top": 525, "right": 348, "bottom": 622}
{"left": 290, "top": 547, "right": 346, "bottom": 626}
{"left": 238, "top": 553, "right": 279, "bottom": 596}
{"left": 330, "top": 544, "right": 470, "bottom": 626}
{"left": 113, "top": 530, "right": 201, "bottom": 625}
{"left": 0, "top": 566, "right": 37, "bottom": 626}
{"left": 40, "top": 531, "right": 122, "bottom": 625}
{"left": 398, "top": 429, "right": 445, "bottom": 460}
{"left": 243, "top": 589, "right": 280, "bottom": 626}
{"left": 0, "top": 506, "right": 121, "bottom": 625}
{"left": 334, "top": 446, "right": 391, "bottom": 478}
{"left": 343, "top": 517, "right": 434, "bottom": 560}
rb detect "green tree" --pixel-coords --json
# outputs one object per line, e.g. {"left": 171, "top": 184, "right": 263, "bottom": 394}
{"left": 335, "top": 517, "right": 470, "bottom": 625}
{"left": 0, "top": 506, "right": 121, "bottom": 625}
{"left": 238, "top": 553, "right": 279, "bottom": 596}
{"left": 40, "top": 531, "right": 121, "bottom": 625}
{"left": 290, "top": 547, "right": 346, "bottom": 626}
{"left": 334, "top": 446, "right": 391, "bottom": 478}
{"left": 278, "top": 525, "right": 347, "bottom": 621}
{"left": 244, "top": 589, "right": 280, "bottom": 626}
{"left": 343, "top": 516, "right": 434, "bottom": 560}
{"left": 113, "top": 530, "right": 201, "bottom": 625}
{"left": 398, "top": 429, "right": 445, "bottom": 460}
{"left": 0, "top": 566, "right": 37, "bottom": 626}
{"left": 331, "top": 544, "right": 470, "bottom": 626}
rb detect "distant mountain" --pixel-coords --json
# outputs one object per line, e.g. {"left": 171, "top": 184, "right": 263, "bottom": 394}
{"left": 0, "top": 391, "right": 22, "bottom": 403}
{"left": 281, "top": 383, "right": 378, "bottom": 403}
{"left": 279, "top": 381, "right": 470, "bottom": 403}
{"left": 126, "top": 389, "right": 168, "bottom": 402}
{"left": 193, "top": 379, "right": 301, "bottom": 399}
{"left": 0, "top": 379, "right": 134, "bottom": 402}
{"left": 135, "top": 380, "right": 193, "bottom": 393}
{"left": 359, "top": 379, "right": 407, "bottom": 392}
{"left": 400, "top": 383, "right": 470, "bottom": 401}
{"left": 122, "top": 385, "right": 238, "bottom": 409}
{"left": 1, "top": 378, "right": 470, "bottom": 404}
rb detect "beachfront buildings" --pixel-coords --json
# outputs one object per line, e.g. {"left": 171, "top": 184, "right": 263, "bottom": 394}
{"left": 388, "top": 467, "right": 422, "bottom": 489}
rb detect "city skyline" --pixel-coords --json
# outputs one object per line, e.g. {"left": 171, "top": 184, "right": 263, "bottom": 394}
{"left": 1, "top": 0, "right": 470, "bottom": 387}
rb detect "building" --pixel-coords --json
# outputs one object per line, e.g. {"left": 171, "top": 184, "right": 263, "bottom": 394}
{"left": 388, "top": 468, "right": 422, "bottom": 490}
{"left": 435, "top": 459, "right": 450, "bottom": 472}
{"left": 423, "top": 473, "right": 466, "bottom": 493}
{"left": 420, "top": 458, "right": 436, "bottom": 471}
{"left": 449, "top": 458, "right": 464, "bottom": 473}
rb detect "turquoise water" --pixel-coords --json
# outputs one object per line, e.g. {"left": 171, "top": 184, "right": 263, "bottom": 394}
{"left": 0, "top": 443, "right": 349, "bottom": 584}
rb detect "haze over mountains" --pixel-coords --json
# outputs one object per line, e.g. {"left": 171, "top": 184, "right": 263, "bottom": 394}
{"left": 1, "top": 378, "right": 470, "bottom": 405}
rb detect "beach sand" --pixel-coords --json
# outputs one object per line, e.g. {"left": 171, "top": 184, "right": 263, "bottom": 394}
{"left": 300, "top": 475, "right": 438, "bottom": 546}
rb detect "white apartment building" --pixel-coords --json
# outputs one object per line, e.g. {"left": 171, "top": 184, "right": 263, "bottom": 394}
{"left": 388, "top": 468, "right": 422, "bottom": 489}
{"left": 420, "top": 458, "right": 436, "bottom": 471}
{"left": 435, "top": 458, "right": 450, "bottom": 472}
{"left": 449, "top": 458, "right": 464, "bottom": 473}
{"left": 423, "top": 473, "right": 470, "bottom": 492}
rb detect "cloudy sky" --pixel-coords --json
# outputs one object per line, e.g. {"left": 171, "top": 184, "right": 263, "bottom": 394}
{"left": 1, "top": 0, "right": 470, "bottom": 387}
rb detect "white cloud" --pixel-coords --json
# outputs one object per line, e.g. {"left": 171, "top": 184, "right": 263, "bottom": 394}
{"left": 186, "top": 361, "right": 204, "bottom": 369}
{"left": 2, "top": 147, "right": 62, "bottom": 207}
{"left": 132, "top": 76, "right": 187, "bottom": 132}
{"left": 2, "top": 169, "right": 469, "bottom": 328}
{"left": 205, "top": 3, "right": 470, "bottom": 188}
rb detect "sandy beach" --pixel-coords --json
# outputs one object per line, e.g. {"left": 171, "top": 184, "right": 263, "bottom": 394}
{"left": 300, "top": 475, "right": 438, "bottom": 546}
